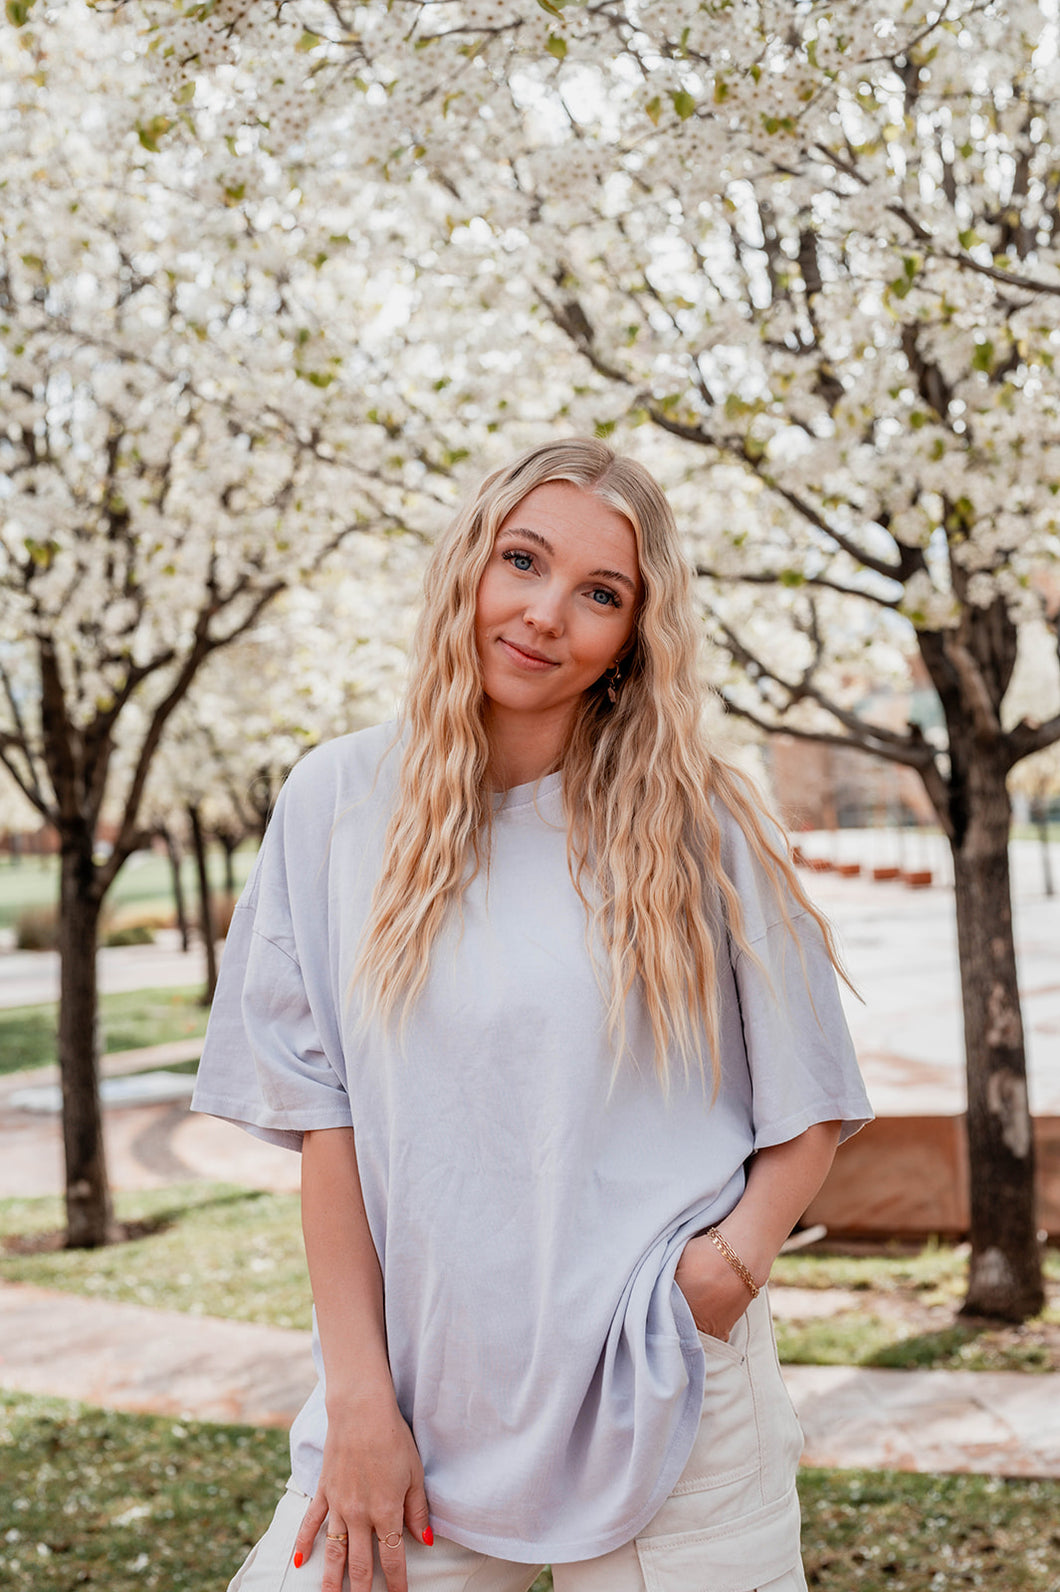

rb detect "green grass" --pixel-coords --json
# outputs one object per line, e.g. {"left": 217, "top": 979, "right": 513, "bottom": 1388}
{"left": 0, "top": 1392, "right": 290, "bottom": 1592}
{"left": 772, "top": 1241, "right": 982, "bottom": 1296}
{"left": 798, "top": 1469, "right": 1060, "bottom": 1590}
{"left": 775, "top": 1314, "right": 1058, "bottom": 1374}
{"left": 0, "top": 1186, "right": 311, "bottom": 1331}
{"left": 771, "top": 1243, "right": 1060, "bottom": 1373}
{"left": 0, "top": 986, "right": 209, "bottom": 1077}
{"left": 0, "top": 845, "right": 256, "bottom": 930}
{"left": 2, "top": 1393, "right": 1058, "bottom": 1592}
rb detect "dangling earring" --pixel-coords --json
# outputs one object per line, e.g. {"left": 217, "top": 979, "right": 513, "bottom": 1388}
{"left": 605, "top": 662, "right": 623, "bottom": 705}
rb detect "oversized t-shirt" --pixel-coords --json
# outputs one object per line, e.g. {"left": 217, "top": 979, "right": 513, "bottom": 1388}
{"left": 191, "top": 722, "right": 872, "bottom": 1562}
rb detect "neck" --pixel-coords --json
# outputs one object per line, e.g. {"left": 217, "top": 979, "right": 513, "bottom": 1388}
{"left": 484, "top": 703, "right": 571, "bottom": 790}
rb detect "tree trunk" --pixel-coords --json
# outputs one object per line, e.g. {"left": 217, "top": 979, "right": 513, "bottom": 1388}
{"left": 951, "top": 756, "right": 1044, "bottom": 1320}
{"left": 57, "top": 835, "right": 114, "bottom": 1248}
{"left": 220, "top": 831, "right": 237, "bottom": 897}
{"left": 161, "top": 825, "right": 190, "bottom": 952}
{"left": 188, "top": 802, "right": 217, "bottom": 1005}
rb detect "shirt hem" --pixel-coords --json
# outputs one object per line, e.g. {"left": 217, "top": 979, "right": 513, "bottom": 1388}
{"left": 753, "top": 1097, "right": 873, "bottom": 1151}
{"left": 189, "top": 1092, "right": 353, "bottom": 1139}
{"left": 421, "top": 1337, "right": 706, "bottom": 1565}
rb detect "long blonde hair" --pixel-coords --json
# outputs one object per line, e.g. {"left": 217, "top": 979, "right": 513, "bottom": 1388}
{"left": 356, "top": 438, "right": 844, "bottom": 1086}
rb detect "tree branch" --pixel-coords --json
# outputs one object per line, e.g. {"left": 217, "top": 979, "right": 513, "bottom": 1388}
{"left": 0, "top": 660, "right": 50, "bottom": 813}
{"left": 0, "top": 741, "right": 52, "bottom": 823}
{"left": 1006, "top": 713, "right": 1060, "bottom": 766}
{"left": 695, "top": 565, "right": 902, "bottom": 611}
{"left": 720, "top": 696, "right": 929, "bottom": 767}
{"left": 714, "top": 614, "right": 917, "bottom": 752}
{"left": 96, "top": 578, "right": 286, "bottom": 892}
{"left": 941, "top": 634, "right": 1004, "bottom": 743}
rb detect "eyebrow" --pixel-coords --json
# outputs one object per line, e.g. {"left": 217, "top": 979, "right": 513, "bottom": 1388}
{"left": 498, "top": 525, "right": 639, "bottom": 596}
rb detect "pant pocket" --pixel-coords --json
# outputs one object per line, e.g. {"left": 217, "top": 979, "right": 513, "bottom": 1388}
{"left": 634, "top": 1484, "right": 804, "bottom": 1592}
{"left": 650, "top": 1314, "right": 762, "bottom": 1531}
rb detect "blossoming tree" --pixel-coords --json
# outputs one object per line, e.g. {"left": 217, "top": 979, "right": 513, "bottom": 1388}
{"left": 0, "top": 4, "right": 441, "bottom": 1246}
{"left": 135, "top": 0, "right": 1060, "bottom": 1318}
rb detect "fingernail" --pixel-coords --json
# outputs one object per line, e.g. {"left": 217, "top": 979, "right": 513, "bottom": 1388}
{"left": 422, "top": 1527, "right": 434, "bottom": 1546}
{"left": 293, "top": 1550, "right": 304, "bottom": 1568}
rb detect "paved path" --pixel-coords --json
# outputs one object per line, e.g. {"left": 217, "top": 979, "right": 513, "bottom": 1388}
{"left": 2, "top": 1281, "right": 1057, "bottom": 1477}
{"left": 806, "top": 836, "right": 1060, "bottom": 1115}
{"left": 0, "top": 1042, "right": 300, "bottom": 1198}
{"left": 0, "top": 928, "right": 208, "bottom": 1009}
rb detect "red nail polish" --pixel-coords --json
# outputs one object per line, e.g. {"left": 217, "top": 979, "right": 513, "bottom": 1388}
{"left": 422, "top": 1527, "right": 434, "bottom": 1546}
{"left": 293, "top": 1550, "right": 304, "bottom": 1568}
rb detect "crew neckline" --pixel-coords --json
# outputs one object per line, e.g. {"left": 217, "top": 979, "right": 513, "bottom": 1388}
{"left": 492, "top": 769, "right": 564, "bottom": 812}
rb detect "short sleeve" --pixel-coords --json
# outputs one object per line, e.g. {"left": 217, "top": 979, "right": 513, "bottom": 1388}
{"left": 190, "top": 777, "right": 353, "bottom": 1153}
{"left": 717, "top": 806, "right": 873, "bottom": 1149}
{"left": 733, "top": 912, "right": 873, "bottom": 1149}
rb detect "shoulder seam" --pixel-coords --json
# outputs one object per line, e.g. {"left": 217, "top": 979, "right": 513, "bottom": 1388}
{"left": 733, "top": 909, "right": 812, "bottom": 959}
{"left": 250, "top": 925, "right": 301, "bottom": 968}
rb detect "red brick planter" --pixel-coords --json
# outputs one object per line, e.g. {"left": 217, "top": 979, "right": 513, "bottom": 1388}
{"left": 836, "top": 863, "right": 861, "bottom": 877}
{"left": 872, "top": 865, "right": 901, "bottom": 881}
{"left": 903, "top": 869, "right": 933, "bottom": 888}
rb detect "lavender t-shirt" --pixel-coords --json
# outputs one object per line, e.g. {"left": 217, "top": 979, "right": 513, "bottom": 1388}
{"left": 192, "top": 723, "right": 871, "bottom": 1561}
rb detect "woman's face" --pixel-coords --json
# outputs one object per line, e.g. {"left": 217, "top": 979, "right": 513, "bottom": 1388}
{"left": 474, "top": 480, "right": 641, "bottom": 737}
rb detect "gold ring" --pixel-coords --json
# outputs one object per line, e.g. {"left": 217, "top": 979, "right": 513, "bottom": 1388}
{"left": 326, "top": 1531, "right": 349, "bottom": 1543}
{"left": 382, "top": 1530, "right": 403, "bottom": 1549}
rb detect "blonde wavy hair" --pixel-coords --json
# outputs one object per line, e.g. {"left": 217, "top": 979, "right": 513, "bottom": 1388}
{"left": 356, "top": 437, "right": 844, "bottom": 1088}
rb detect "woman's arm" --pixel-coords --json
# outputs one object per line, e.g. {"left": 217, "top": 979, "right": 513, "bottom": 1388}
{"left": 675, "top": 1120, "right": 841, "bottom": 1342}
{"left": 293, "top": 1126, "right": 431, "bottom": 1592}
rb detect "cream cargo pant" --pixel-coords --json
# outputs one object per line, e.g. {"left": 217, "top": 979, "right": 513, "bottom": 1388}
{"left": 228, "top": 1292, "right": 805, "bottom": 1592}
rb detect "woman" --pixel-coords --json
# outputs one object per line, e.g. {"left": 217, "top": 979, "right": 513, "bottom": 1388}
{"left": 192, "top": 438, "right": 872, "bottom": 1592}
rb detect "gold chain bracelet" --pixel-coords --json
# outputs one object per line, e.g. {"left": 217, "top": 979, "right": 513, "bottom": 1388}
{"left": 706, "top": 1227, "right": 761, "bottom": 1299}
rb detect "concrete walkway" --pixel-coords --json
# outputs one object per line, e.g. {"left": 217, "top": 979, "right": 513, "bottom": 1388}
{"left": 2, "top": 1279, "right": 1058, "bottom": 1477}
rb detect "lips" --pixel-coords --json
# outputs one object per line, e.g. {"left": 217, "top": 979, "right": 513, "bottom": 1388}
{"left": 497, "top": 637, "right": 560, "bottom": 670}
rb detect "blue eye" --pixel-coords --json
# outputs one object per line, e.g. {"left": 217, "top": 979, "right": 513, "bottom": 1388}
{"left": 591, "top": 587, "right": 620, "bottom": 608}
{"left": 503, "top": 550, "right": 534, "bottom": 572}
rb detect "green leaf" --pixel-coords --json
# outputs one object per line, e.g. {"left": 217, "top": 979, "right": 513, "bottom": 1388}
{"left": 296, "top": 30, "right": 321, "bottom": 52}
{"left": 175, "top": 81, "right": 196, "bottom": 106}
{"left": 779, "top": 569, "right": 805, "bottom": 588}
{"left": 24, "top": 537, "right": 56, "bottom": 569}
{"left": 594, "top": 419, "right": 617, "bottom": 439}
{"left": 644, "top": 96, "right": 662, "bottom": 126}
{"left": 137, "top": 115, "right": 172, "bottom": 153}
{"left": 972, "top": 340, "right": 994, "bottom": 373}
{"left": 672, "top": 90, "right": 696, "bottom": 120}
{"left": 546, "top": 33, "right": 567, "bottom": 59}
{"left": 5, "top": 0, "right": 37, "bottom": 25}
{"left": 536, "top": 0, "right": 565, "bottom": 16}
{"left": 957, "top": 228, "right": 979, "bottom": 250}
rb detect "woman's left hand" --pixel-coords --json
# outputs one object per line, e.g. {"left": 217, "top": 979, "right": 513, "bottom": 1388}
{"left": 674, "top": 1233, "right": 757, "bottom": 1343}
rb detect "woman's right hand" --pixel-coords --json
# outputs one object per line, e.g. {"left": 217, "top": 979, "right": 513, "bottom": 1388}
{"left": 293, "top": 1389, "right": 432, "bottom": 1592}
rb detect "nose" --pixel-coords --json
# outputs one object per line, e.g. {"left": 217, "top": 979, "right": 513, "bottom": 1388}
{"left": 522, "top": 583, "right": 564, "bottom": 636}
